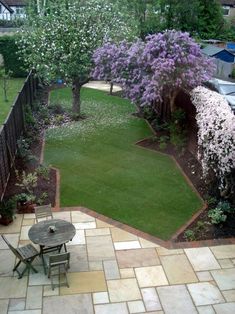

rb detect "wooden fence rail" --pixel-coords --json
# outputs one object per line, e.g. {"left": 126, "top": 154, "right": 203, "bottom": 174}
{"left": 0, "top": 71, "right": 38, "bottom": 200}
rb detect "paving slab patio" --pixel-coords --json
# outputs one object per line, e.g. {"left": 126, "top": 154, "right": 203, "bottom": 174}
{"left": 0, "top": 208, "right": 235, "bottom": 314}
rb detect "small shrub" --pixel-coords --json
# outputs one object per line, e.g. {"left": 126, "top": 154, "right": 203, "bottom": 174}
{"left": 36, "top": 164, "right": 50, "bottom": 181}
{"left": 206, "top": 196, "right": 218, "bottom": 206}
{"left": 49, "top": 103, "right": 65, "bottom": 114}
{"left": 159, "top": 135, "right": 169, "bottom": 150}
{"left": 38, "top": 106, "right": 50, "bottom": 120}
{"left": 17, "top": 137, "right": 31, "bottom": 159}
{"left": 217, "top": 201, "right": 235, "bottom": 214}
{"left": 15, "top": 193, "right": 35, "bottom": 203}
{"left": 15, "top": 170, "right": 38, "bottom": 195}
{"left": 0, "top": 198, "right": 15, "bottom": 219}
{"left": 150, "top": 135, "right": 158, "bottom": 142}
{"left": 184, "top": 229, "right": 196, "bottom": 241}
{"left": 195, "top": 220, "right": 209, "bottom": 233}
{"left": 37, "top": 192, "right": 48, "bottom": 205}
{"left": 54, "top": 114, "right": 64, "bottom": 125}
{"left": 25, "top": 105, "right": 37, "bottom": 128}
{"left": 208, "top": 208, "right": 227, "bottom": 225}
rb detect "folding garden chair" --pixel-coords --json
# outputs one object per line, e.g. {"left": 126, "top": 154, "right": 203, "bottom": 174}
{"left": 47, "top": 252, "right": 70, "bottom": 290}
{"left": 34, "top": 204, "right": 53, "bottom": 223}
{"left": 1, "top": 235, "right": 39, "bottom": 279}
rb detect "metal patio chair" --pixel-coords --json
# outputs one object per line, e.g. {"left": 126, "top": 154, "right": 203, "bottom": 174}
{"left": 1, "top": 235, "right": 39, "bottom": 279}
{"left": 34, "top": 204, "right": 53, "bottom": 223}
{"left": 47, "top": 252, "right": 70, "bottom": 290}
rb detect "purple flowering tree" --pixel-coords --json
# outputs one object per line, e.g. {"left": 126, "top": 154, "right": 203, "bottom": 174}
{"left": 93, "top": 30, "right": 215, "bottom": 118}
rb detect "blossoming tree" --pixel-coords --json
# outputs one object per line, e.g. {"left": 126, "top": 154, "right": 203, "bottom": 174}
{"left": 19, "top": 0, "right": 137, "bottom": 114}
{"left": 191, "top": 86, "right": 235, "bottom": 196}
{"left": 93, "top": 30, "right": 215, "bottom": 118}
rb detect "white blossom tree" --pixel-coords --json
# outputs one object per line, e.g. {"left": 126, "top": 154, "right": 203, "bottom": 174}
{"left": 191, "top": 86, "right": 235, "bottom": 197}
{"left": 19, "top": 0, "right": 137, "bottom": 114}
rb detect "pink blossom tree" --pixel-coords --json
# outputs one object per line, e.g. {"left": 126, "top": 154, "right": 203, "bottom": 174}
{"left": 92, "top": 30, "right": 215, "bottom": 118}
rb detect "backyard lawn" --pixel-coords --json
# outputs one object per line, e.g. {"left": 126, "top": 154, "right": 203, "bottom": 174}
{"left": 0, "top": 78, "right": 24, "bottom": 125}
{"left": 45, "top": 87, "right": 202, "bottom": 239}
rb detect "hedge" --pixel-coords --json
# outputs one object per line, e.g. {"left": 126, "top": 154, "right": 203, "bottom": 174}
{"left": 0, "top": 35, "right": 27, "bottom": 77}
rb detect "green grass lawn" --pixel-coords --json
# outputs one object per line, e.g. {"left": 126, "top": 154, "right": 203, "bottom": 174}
{"left": 0, "top": 78, "right": 25, "bottom": 125}
{"left": 45, "top": 87, "right": 202, "bottom": 240}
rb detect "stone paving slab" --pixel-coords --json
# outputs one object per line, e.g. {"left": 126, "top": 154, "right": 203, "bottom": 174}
{"left": 160, "top": 254, "right": 198, "bottom": 284}
{"left": 0, "top": 209, "right": 235, "bottom": 314}
{"left": 116, "top": 248, "right": 160, "bottom": 268}
{"left": 43, "top": 294, "right": 94, "bottom": 314}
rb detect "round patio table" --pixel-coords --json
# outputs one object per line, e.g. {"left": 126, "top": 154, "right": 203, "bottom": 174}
{"left": 28, "top": 219, "right": 76, "bottom": 273}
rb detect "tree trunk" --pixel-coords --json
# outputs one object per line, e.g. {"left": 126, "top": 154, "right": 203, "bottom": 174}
{"left": 72, "top": 79, "right": 81, "bottom": 114}
{"left": 169, "top": 90, "right": 179, "bottom": 114}
{"left": 109, "top": 82, "right": 114, "bottom": 95}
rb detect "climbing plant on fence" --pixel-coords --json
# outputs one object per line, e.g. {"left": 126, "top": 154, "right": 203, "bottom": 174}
{"left": 191, "top": 86, "right": 235, "bottom": 199}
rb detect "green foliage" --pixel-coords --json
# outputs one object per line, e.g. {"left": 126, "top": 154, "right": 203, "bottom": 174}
{"left": 159, "top": 0, "right": 199, "bottom": 33}
{"left": 54, "top": 114, "right": 64, "bottom": 125}
{"left": 231, "top": 68, "right": 235, "bottom": 79}
{"left": 0, "top": 67, "right": 13, "bottom": 102}
{"left": 195, "top": 220, "right": 209, "bottom": 233}
{"left": 184, "top": 229, "right": 196, "bottom": 241}
{"left": 156, "top": 0, "right": 229, "bottom": 40}
{"left": 36, "top": 164, "right": 50, "bottom": 181}
{"left": 0, "top": 35, "right": 26, "bottom": 77}
{"left": 0, "top": 19, "right": 24, "bottom": 28}
{"left": 217, "top": 201, "right": 235, "bottom": 214}
{"left": 169, "top": 109, "right": 187, "bottom": 152}
{"left": 17, "top": 136, "right": 31, "bottom": 159}
{"left": 15, "top": 192, "right": 33, "bottom": 203}
{"left": 15, "top": 170, "right": 38, "bottom": 194}
{"left": 48, "top": 103, "right": 65, "bottom": 115}
{"left": 0, "top": 199, "right": 15, "bottom": 218}
{"left": 206, "top": 196, "right": 218, "bottom": 206}
{"left": 120, "top": 0, "right": 161, "bottom": 38}
{"left": 208, "top": 208, "right": 227, "bottom": 224}
{"left": 197, "top": 0, "right": 225, "bottom": 40}
{"left": 159, "top": 135, "right": 169, "bottom": 150}
{"left": 37, "top": 192, "right": 48, "bottom": 205}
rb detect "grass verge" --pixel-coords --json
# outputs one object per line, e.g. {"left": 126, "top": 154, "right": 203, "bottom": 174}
{"left": 0, "top": 78, "right": 24, "bottom": 125}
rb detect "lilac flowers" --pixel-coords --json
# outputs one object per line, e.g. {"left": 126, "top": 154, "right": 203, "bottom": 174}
{"left": 92, "top": 30, "right": 215, "bottom": 112}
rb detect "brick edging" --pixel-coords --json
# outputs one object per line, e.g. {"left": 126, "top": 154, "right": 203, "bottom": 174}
{"left": 51, "top": 167, "right": 60, "bottom": 211}
{"left": 39, "top": 130, "right": 45, "bottom": 164}
{"left": 59, "top": 206, "right": 235, "bottom": 248}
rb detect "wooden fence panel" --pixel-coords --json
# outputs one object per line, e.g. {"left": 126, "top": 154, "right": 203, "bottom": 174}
{"left": 0, "top": 71, "right": 38, "bottom": 200}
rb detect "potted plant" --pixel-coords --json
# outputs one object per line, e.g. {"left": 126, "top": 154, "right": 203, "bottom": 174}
{"left": 16, "top": 193, "right": 35, "bottom": 213}
{"left": 0, "top": 199, "right": 15, "bottom": 225}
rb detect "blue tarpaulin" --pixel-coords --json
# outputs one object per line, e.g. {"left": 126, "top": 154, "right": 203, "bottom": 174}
{"left": 227, "top": 42, "right": 235, "bottom": 51}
